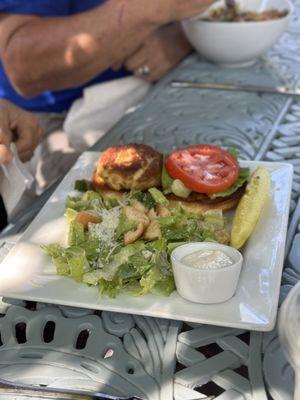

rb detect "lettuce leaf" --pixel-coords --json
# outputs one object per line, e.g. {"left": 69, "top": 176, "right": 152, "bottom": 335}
{"left": 83, "top": 269, "right": 104, "bottom": 286}
{"left": 64, "top": 208, "right": 78, "bottom": 226}
{"left": 140, "top": 251, "right": 175, "bottom": 296}
{"left": 113, "top": 242, "right": 145, "bottom": 266}
{"left": 41, "top": 243, "right": 65, "bottom": 258}
{"left": 199, "top": 210, "right": 230, "bottom": 244}
{"left": 209, "top": 168, "right": 250, "bottom": 199}
{"left": 115, "top": 209, "right": 138, "bottom": 239}
{"left": 74, "top": 179, "right": 91, "bottom": 192}
{"left": 117, "top": 264, "right": 142, "bottom": 281}
{"left": 116, "top": 253, "right": 152, "bottom": 283}
{"left": 148, "top": 188, "right": 169, "bottom": 206}
{"left": 152, "top": 274, "right": 175, "bottom": 296}
{"left": 96, "top": 242, "right": 175, "bottom": 298}
{"left": 146, "top": 238, "right": 167, "bottom": 252}
{"left": 140, "top": 266, "right": 162, "bottom": 294}
{"left": 129, "top": 191, "right": 156, "bottom": 209}
{"left": 226, "top": 147, "right": 238, "bottom": 159}
{"left": 42, "top": 244, "right": 70, "bottom": 276}
{"left": 99, "top": 276, "right": 123, "bottom": 298}
{"left": 66, "top": 190, "right": 116, "bottom": 212}
{"left": 66, "top": 191, "right": 100, "bottom": 211}
{"left": 158, "top": 214, "right": 201, "bottom": 243}
{"left": 53, "top": 256, "right": 70, "bottom": 276}
{"left": 66, "top": 247, "right": 88, "bottom": 282}
{"left": 203, "top": 210, "right": 225, "bottom": 229}
{"left": 161, "top": 164, "right": 173, "bottom": 193}
{"left": 68, "top": 221, "right": 85, "bottom": 246}
{"left": 42, "top": 243, "right": 88, "bottom": 281}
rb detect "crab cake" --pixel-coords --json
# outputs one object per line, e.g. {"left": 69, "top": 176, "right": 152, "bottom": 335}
{"left": 94, "top": 144, "right": 163, "bottom": 191}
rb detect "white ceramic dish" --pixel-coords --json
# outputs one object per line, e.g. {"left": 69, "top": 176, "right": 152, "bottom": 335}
{"left": 182, "top": 0, "right": 292, "bottom": 67}
{"left": 0, "top": 152, "right": 293, "bottom": 331}
{"left": 171, "top": 242, "right": 243, "bottom": 304}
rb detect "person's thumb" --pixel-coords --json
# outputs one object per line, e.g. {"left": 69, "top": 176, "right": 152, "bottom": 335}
{"left": 0, "top": 143, "right": 13, "bottom": 164}
{"left": 0, "top": 125, "right": 13, "bottom": 164}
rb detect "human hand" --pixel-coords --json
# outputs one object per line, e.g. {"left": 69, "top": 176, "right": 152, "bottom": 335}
{"left": 0, "top": 99, "right": 42, "bottom": 164}
{"left": 120, "top": 24, "right": 192, "bottom": 83}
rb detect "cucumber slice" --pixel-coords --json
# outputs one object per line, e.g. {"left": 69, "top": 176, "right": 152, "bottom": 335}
{"left": 171, "top": 179, "right": 192, "bottom": 199}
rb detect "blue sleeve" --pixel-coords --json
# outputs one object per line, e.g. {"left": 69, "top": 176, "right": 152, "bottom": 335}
{"left": 0, "top": 0, "right": 71, "bottom": 16}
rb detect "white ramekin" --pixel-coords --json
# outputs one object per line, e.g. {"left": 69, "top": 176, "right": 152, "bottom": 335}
{"left": 171, "top": 242, "right": 243, "bottom": 304}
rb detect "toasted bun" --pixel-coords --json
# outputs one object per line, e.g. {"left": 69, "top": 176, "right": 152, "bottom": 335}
{"left": 166, "top": 184, "right": 246, "bottom": 214}
{"left": 95, "top": 144, "right": 162, "bottom": 191}
{"left": 168, "top": 196, "right": 241, "bottom": 215}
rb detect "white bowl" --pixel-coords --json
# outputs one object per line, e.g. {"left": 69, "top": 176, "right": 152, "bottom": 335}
{"left": 171, "top": 242, "right": 243, "bottom": 304}
{"left": 182, "top": 0, "right": 293, "bottom": 67}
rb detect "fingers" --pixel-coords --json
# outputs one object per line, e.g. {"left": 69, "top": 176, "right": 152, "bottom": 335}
{"left": 125, "top": 24, "right": 191, "bottom": 83}
{"left": 14, "top": 114, "right": 42, "bottom": 155}
{"left": 19, "top": 149, "right": 34, "bottom": 163}
{"left": 0, "top": 101, "right": 42, "bottom": 164}
{"left": 0, "top": 124, "right": 12, "bottom": 147}
{"left": 125, "top": 52, "right": 148, "bottom": 73}
{"left": 125, "top": 46, "right": 156, "bottom": 82}
{"left": 0, "top": 123, "right": 13, "bottom": 164}
{"left": 133, "top": 65, "right": 159, "bottom": 82}
{"left": 128, "top": 51, "right": 173, "bottom": 83}
{"left": 0, "top": 144, "right": 13, "bottom": 164}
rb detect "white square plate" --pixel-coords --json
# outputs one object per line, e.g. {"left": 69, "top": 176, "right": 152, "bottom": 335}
{"left": 0, "top": 152, "right": 293, "bottom": 331}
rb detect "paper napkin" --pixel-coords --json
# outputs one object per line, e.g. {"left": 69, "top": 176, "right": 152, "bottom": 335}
{"left": 0, "top": 144, "right": 35, "bottom": 219}
{"left": 63, "top": 76, "right": 150, "bottom": 151}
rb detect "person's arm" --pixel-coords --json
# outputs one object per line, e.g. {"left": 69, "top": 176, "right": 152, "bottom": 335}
{"left": 0, "top": 0, "right": 216, "bottom": 97}
{"left": 0, "top": 99, "right": 42, "bottom": 163}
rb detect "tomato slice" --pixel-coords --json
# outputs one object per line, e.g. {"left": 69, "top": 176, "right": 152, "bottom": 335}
{"left": 165, "top": 145, "right": 239, "bottom": 194}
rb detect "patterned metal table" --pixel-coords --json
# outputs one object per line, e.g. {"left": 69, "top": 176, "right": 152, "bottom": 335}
{"left": 1, "top": 2, "right": 300, "bottom": 399}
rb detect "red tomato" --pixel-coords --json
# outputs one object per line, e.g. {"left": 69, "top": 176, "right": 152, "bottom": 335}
{"left": 165, "top": 145, "right": 239, "bottom": 194}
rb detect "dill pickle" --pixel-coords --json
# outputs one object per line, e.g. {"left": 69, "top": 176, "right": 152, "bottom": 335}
{"left": 230, "top": 166, "right": 271, "bottom": 249}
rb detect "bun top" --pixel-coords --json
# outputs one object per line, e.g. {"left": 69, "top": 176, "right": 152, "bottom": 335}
{"left": 96, "top": 143, "right": 163, "bottom": 191}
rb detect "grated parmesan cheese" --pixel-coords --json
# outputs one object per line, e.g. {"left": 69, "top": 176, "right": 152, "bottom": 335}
{"left": 89, "top": 206, "right": 121, "bottom": 245}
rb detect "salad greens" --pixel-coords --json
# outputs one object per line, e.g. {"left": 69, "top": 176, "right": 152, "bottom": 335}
{"left": 161, "top": 164, "right": 174, "bottom": 194}
{"left": 148, "top": 187, "right": 169, "bottom": 206}
{"left": 209, "top": 168, "right": 250, "bottom": 199}
{"left": 42, "top": 187, "right": 230, "bottom": 298}
{"left": 74, "top": 179, "right": 91, "bottom": 192}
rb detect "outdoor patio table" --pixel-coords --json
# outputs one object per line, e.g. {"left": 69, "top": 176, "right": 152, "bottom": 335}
{"left": 0, "top": 2, "right": 300, "bottom": 399}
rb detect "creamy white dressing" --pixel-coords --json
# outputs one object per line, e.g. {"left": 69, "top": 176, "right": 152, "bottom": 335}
{"left": 181, "top": 249, "right": 233, "bottom": 270}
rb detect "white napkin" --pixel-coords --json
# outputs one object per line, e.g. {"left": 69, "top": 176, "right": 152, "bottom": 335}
{"left": 63, "top": 76, "right": 151, "bottom": 151}
{"left": 0, "top": 144, "right": 35, "bottom": 220}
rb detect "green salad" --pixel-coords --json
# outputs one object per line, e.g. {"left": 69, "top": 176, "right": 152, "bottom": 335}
{"left": 42, "top": 186, "right": 230, "bottom": 298}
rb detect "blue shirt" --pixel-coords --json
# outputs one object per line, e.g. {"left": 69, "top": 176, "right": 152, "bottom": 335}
{"left": 0, "top": 1, "right": 130, "bottom": 112}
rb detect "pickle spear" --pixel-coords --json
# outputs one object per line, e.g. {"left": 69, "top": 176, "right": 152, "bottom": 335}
{"left": 230, "top": 166, "right": 271, "bottom": 249}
